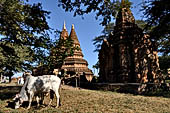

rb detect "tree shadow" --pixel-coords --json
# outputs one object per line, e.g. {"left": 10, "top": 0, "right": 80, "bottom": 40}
{"left": 6, "top": 100, "right": 41, "bottom": 109}
{"left": 6, "top": 101, "right": 15, "bottom": 109}
{"left": 0, "top": 86, "right": 21, "bottom": 100}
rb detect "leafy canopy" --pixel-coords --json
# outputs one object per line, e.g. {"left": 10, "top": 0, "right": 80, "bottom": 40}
{"left": 0, "top": 0, "right": 75, "bottom": 77}
{"left": 0, "top": 0, "right": 50, "bottom": 44}
{"left": 143, "top": 0, "right": 170, "bottom": 55}
{"left": 58, "top": 0, "right": 132, "bottom": 25}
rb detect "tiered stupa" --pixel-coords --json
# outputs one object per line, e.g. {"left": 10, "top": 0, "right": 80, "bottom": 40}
{"left": 99, "top": 0, "right": 162, "bottom": 84}
{"left": 60, "top": 22, "right": 93, "bottom": 81}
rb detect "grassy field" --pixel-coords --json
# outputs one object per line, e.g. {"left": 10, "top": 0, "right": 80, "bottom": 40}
{"left": 0, "top": 84, "right": 170, "bottom": 113}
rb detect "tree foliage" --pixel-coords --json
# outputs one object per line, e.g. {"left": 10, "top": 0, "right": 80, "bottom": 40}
{"left": 0, "top": 0, "right": 52, "bottom": 77}
{"left": 0, "top": 0, "right": 50, "bottom": 45}
{"left": 1, "top": 0, "right": 169, "bottom": 78}
{"left": 143, "top": 0, "right": 170, "bottom": 55}
{"left": 159, "top": 55, "right": 170, "bottom": 75}
{"left": 93, "top": 22, "right": 115, "bottom": 52}
{"left": 58, "top": 0, "right": 169, "bottom": 55}
{"left": 49, "top": 36, "right": 77, "bottom": 70}
{"left": 0, "top": 0, "right": 75, "bottom": 78}
{"left": 58, "top": 0, "right": 132, "bottom": 25}
{"left": 93, "top": 20, "right": 147, "bottom": 53}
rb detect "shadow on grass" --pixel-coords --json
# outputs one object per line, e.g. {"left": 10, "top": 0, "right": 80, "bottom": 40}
{"left": 143, "top": 90, "right": 170, "bottom": 98}
{"left": 75, "top": 82, "right": 170, "bottom": 98}
{"left": 5, "top": 99, "right": 48, "bottom": 109}
{"left": 0, "top": 86, "right": 21, "bottom": 100}
{"left": 6, "top": 101, "right": 15, "bottom": 109}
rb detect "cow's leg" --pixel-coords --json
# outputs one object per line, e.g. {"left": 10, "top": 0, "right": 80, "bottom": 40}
{"left": 48, "top": 99, "right": 52, "bottom": 107}
{"left": 42, "top": 93, "right": 46, "bottom": 105}
{"left": 36, "top": 96, "right": 40, "bottom": 107}
{"left": 54, "top": 90, "right": 60, "bottom": 108}
{"left": 48, "top": 91, "right": 54, "bottom": 107}
{"left": 27, "top": 92, "right": 34, "bottom": 109}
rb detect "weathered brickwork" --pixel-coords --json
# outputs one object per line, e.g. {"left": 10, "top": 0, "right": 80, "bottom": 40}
{"left": 99, "top": 4, "right": 162, "bottom": 84}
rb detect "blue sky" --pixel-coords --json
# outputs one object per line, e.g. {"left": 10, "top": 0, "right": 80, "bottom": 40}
{"left": 15, "top": 0, "right": 143, "bottom": 77}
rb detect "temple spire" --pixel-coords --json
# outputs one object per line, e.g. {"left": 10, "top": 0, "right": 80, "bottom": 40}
{"left": 116, "top": 0, "right": 135, "bottom": 25}
{"left": 70, "top": 24, "right": 80, "bottom": 45}
{"left": 61, "top": 23, "right": 93, "bottom": 80}
{"left": 60, "top": 21, "right": 68, "bottom": 39}
{"left": 63, "top": 21, "right": 66, "bottom": 30}
{"left": 72, "top": 24, "right": 74, "bottom": 29}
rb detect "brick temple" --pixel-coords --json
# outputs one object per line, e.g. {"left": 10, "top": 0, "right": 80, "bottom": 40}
{"left": 60, "top": 22, "right": 93, "bottom": 81}
{"left": 98, "top": 1, "right": 162, "bottom": 84}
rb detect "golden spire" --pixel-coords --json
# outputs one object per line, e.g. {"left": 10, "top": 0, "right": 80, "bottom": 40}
{"left": 71, "top": 24, "right": 75, "bottom": 29}
{"left": 60, "top": 21, "right": 68, "bottom": 39}
{"left": 69, "top": 24, "right": 80, "bottom": 45}
{"left": 63, "top": 21, "right": 66, "bottom": 30}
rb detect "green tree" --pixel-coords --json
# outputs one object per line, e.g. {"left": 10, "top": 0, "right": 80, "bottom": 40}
{"left": 0, "top": 41, "right": 34, "bottom": 81}
{"left": 93, "top": 22, "right": 115, "bottom": 52}
{"left": 135, "top": 20, "right": 147, "bottom": 30}
{"left": 93, "top": 20, "right": 146, "bottom": 53}
{"left": 58, "top": 0, "right": 132, "bottom": 25}
{"left": 92, "top": 61, "right": 99, "bottom": 74}
{"left": 159, "top": 55, "right": 170, "bottom": 75}
{"left": 0, "top": 0, "right": 50, "bottom": 45}
{"left": 49, "top": 36, "right": 77, "bottom": 70}
{"left": 143, "top": 0, "right": 170, "bottom": 55}
{"left": 0, "top": 0, "right": 76, "bottom": 78}
{"left": 58, "top": 0, "right": 169, "bottom": 55}
{"left": 0, "top": 0, "right": 51, "bottom": 78}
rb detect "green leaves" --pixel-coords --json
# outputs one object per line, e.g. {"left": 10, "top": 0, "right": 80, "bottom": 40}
{"left": 58, "top": 0, "right": 124, "bottom": 26}
{"left": 49, "top": 36, "right": 78, "bottom": 69}
{"left": 159, "top": 55, "right": 170, "bottom": 74}
{"left": 0, "top": 0, "right": 80, "bottom": 77}
{"left": 0, "top": 0, "right": 50, "bottom": 75}
{"left": 143, "top": 0, "right": 170, "bottom": 55}
{"left": 93, "top": 22, "right": 115, "bottom": 52}
{"left": 0, "top": 0, "right": 50, "bottom": 45}
{"left": 0, "top": 41, "right": 33, "bottom": 73}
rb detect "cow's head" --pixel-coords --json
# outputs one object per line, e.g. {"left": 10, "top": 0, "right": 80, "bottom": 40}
{"left": 13, "top": 94, "right": 24, "bottom": 109}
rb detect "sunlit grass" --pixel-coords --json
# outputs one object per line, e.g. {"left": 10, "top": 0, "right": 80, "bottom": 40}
{"left": 0, "top": 85, "right": 170, "bottom": 113}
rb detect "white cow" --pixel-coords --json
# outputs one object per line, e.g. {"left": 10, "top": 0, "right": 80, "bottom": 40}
{"left": 13, "top": 74, "right": 61, "bottom": 109}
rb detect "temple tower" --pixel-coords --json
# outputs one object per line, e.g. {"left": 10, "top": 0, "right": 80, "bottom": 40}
{"left": 99, "top": 0, "right": 162, "bottom": 84}
{"left": 60, "top": 23, "right": 93, "bottom": 81}
{"left": 60, "top": 21, "right": 69, "bottom": 40}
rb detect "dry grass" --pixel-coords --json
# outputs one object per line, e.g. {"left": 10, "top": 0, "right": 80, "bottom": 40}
{"left": 0, "top": 84, "right": 170, "bottom": 113}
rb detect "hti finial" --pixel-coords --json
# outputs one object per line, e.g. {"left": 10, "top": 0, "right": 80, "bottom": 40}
{"left": 63, "top": 21, "right": 66, "bottom": 30}
{"left": 72, "top": 24, "right": 74, "bottom": 29}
